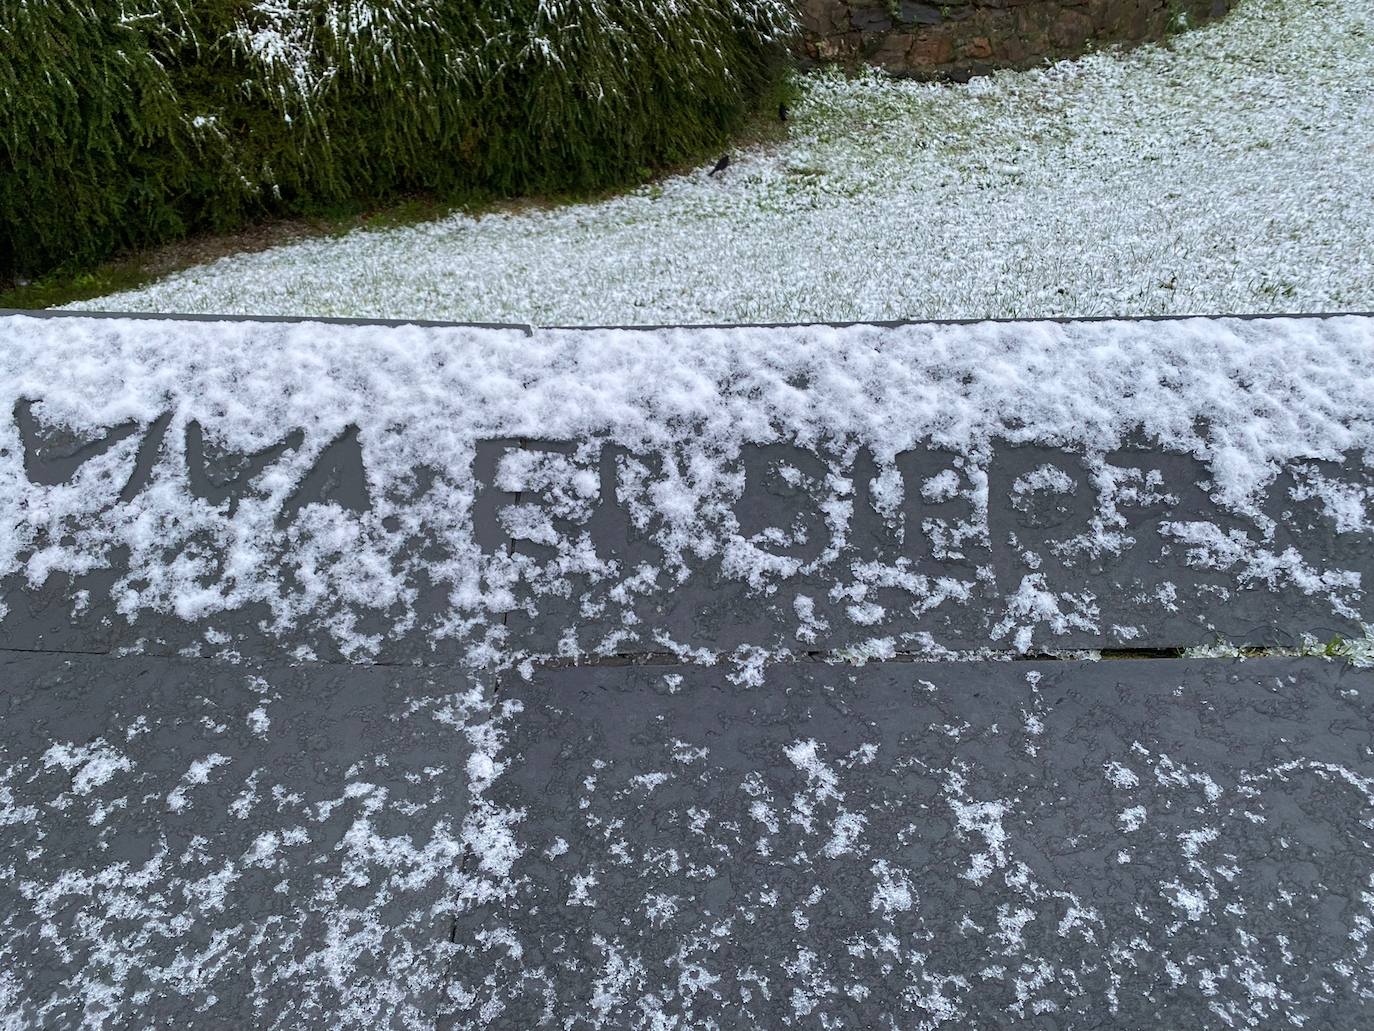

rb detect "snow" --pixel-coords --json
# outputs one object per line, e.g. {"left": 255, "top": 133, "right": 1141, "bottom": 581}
{"left": 1166, "top": 881, "right": 1210, "bottom": 921}
{"left": 869, "top": 860, "right": 915, "bottom": 916}
{"left": 1290, "top": 464, "right": 1374, "bottom": 534}
{"left": 784, "top": 740, "right": 841, "bottom": 801}
{"left": 991, "top": 574, "right": 1099, "bottom": 653}
{"left": 166, "top": 753, "right": 232, "bottom": 812}
{"left": 4, "top": 311, "right": 1374, "bottom": 659}
{"left": 72, "top": 0, "right": 1374, "bottom": 324}
{"left": 1012, "top": 465, "right": 1078, "bottom": 500}
{"left": 823, "top": 810, "right": 867, "bottom": 859}
{"left": 945, "top": 772, "right": 1010, "bottom": 885}
{"left": 921, "top": 470, "right": 961, "bottom": 504}
{"left": 1104, "top": 761, "right": 1140, "bottom": 790}
{"left": 4, "top": 661, "right": 483, "bottom": 1030}
{"left": 41, "top": 740, "right": 134, "bottom": 796}
{"left": 1118, "top": 806, "right": 1148, "bottom": 832}
{"left": 459, "top": 697, "right": 526, "bottom": 895}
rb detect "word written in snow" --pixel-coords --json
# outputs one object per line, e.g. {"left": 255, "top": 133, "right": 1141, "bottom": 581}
{"left": 16, "top": 405, "right": 1368, "bottom": 576}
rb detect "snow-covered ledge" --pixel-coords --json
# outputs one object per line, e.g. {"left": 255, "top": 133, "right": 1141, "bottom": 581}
{"left": 2, "top": 310, "right": 1372, "bottom": 669}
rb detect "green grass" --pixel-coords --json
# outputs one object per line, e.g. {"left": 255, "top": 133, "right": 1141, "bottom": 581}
{"left": 1183, "top": 628, "right": 1374, "bottom": 668}
{"left": 0, "top": 193, "right": 460, "bottom": 311}
{"left": 1, "top": 267, "right": 154, "bottom": 313}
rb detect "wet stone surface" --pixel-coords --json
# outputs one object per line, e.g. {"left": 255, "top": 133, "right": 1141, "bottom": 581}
{"left": 6, "top": 377, "right": 1374, "bottom": 1029}
{"left": 984, "top": 441, "right": 1374, "bottom": 650}
{"left": 0, "top": 651, "right": 481, "bottom": 1029}
{"left": 5, "top": 399, "right": 1374, "bottom": 661}
{"left": 497, "top": 438, "right": 1374, "bottom": 657}
{"left": 446, "top": 658, "right": 1374, "bottom": 1029}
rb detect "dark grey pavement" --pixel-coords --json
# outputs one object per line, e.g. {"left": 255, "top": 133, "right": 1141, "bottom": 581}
{"left": 5, "top": 316, "right": 1374, "bottom": 1027}
{"left": 5, "top": 421, "right": 1373, "bottom": 663}
{"left": 0, "top": 652, "right": 481, "bottom": 1028}
{"left": 8, "top": 649, "right": 1373, "bottom": 1028}
{"left": 443, "top": 658, "right": 1374, "bottom": 1030}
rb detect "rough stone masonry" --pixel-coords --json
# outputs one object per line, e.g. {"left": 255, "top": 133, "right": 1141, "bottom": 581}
{"left": 798, "top": 0, "right": 1234, "bottom": 79}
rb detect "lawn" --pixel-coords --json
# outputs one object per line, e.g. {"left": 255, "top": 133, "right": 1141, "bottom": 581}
{"left": 71, "top": 0, "right": 1373, "bottom": 325}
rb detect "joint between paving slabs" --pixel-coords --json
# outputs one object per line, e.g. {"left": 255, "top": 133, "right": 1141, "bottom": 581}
{"left": 0, "top": 643, "right": 129, "bottom": 661}
{"left": 0, "top": 644, "right": 479, "bottom": 676}
{"left": 422, "top": 633, "right": 1345, "bottom": 1025}
{"left": 433, "top": 661, "right": 510, "bottom": 1028}
{"left": 511, "top": 646, "right": 1262, "bottom": 670}
{"left": 0, "top": 637, "right": 1330, "bottom": 674}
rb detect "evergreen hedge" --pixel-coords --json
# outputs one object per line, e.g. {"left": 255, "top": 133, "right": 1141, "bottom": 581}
{"left": 0, "top": 0, "right": 795, "bottom": 280}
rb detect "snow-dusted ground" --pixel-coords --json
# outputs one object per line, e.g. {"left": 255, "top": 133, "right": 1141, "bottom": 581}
{"left": 5, "top": 312, "right": 1374, "bottom": 667}
{"left": 72, "top": 0, "right": 1374, "bottom": 324}
{"left": 7, "top": 312, "right": 1374, "bottom": 1027}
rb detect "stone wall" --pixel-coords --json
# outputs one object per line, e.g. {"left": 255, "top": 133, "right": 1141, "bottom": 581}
{"left": 798, "top": 0, "right": 1233, "bottom": 79}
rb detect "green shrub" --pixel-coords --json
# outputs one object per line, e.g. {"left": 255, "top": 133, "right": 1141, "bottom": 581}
{"left": 0, "top": 0, "right": 795, "bottom": 280}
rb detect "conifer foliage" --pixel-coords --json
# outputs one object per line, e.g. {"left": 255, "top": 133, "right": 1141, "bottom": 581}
{"left": 0, "top": 0, "right": 795, "bottom": 279}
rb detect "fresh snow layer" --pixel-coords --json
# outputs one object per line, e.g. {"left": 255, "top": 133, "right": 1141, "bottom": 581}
{"left": 452, "top": 660, "right": 1374, "bottom": 1029}
{"left": 0, "top": 657, "right": 485, "bottom": 1029}
{"left": 71, "top": 0, "right": 1374, "bottom": 323}
{"left": 3, "top": 312, "right": 1374, "bottom": 664}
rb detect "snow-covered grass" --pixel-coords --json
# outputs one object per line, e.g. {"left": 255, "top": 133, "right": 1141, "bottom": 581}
{"left": 75, "top": 0, "right": 1374, "bottom": 324}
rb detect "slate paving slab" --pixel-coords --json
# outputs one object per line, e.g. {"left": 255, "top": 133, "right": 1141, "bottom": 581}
{"left": 445, "top": 657, "right": 1374, "bottom": 1029}
{"left": 2, "top": 399, "right": 485, "bottom": 668}
{"left": 0, "top": 651, "right": 484, "bottom": 1030}
{"left": 6, "top": 314, "right": 1374, "bottom": 1029}
{"left": 7, "top": 401, "right": 1374, "bottom": 663}
{"left": 983, "top": 441, "right": 1374, "bottom": 651}
{"left": 487, "top": 440, "right": 1374, "bottom": 658}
